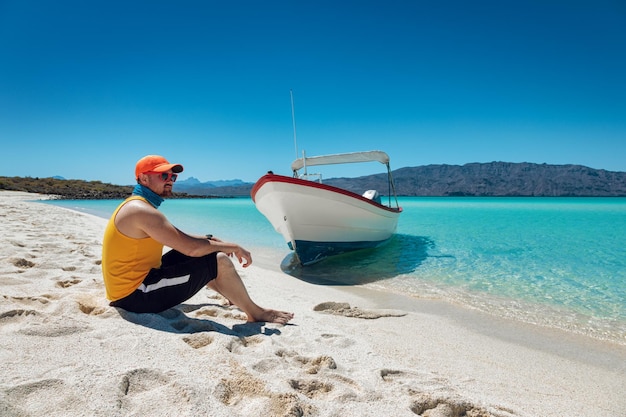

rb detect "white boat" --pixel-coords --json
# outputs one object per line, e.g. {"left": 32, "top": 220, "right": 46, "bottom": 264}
{"left": 251, "top": 150, "right": 403, "bottom": 265}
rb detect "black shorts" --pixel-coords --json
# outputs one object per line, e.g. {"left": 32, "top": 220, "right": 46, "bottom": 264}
{"left": 110, "top": 250, "right": 218, "bottom": 314}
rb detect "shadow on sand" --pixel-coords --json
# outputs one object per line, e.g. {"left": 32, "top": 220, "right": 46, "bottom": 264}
{"left": 280, "top": 234, "right": 435, "bottom": 286}
{"left": 115, "top": 303, "right": 285, "bottom": 336}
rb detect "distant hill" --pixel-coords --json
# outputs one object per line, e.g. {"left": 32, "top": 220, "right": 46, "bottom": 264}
{"left": 174, "top": 177, "right": 249, "bottom": 195}
{"left": 202, "top": 162, "right": 626, "bottom": 197}
{"left": 2, "top": 162, "right": 625, "bottom": 198}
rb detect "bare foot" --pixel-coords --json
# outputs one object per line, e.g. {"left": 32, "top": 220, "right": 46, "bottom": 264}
{"left": 248, "top": 309, "right": 294, "bottom": 324}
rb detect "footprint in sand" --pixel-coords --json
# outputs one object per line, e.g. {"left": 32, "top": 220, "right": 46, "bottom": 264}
{"left": 0, "top": 308, "right": 42, "bottom": 336}
{"left": 249, "top": 347, "right": 357, "bottom": 407}
{"left": 380, "top": 368, "right": 439, "bottom": 390}
{"left": 288, "top": 379, "right": 334, "bottom": 399}
{"left": 57, "top": 278, "right": 82, "bottom": 288}
{"left": 224, "top": 335, "right": 265, "bottom": 353}
{"left": 0, "top": 308, "right": 39, "bottom": 322}
{"left": 119, "top": 368, "right": 170, "bottom": 396}
{"left": 380, "top": 368, "right": 407, "bottom": 382}
{"left": 185, "top": 333, "right": 258, "bottom": 352}
{"left": 409, "top": 392, "right": 497, "bottom": 417}
{"left": 10, "top": 258, "right": 35, "bottom": 269}
{"left": 379, "top": 369, "right": 503, "bottom": 417}
{"left": 272, "top": 351, "right": 368, "bottom": 407}
{"left": 76, "top": 295, "right": 112, "bottom": 316}
{"left": 380, "top": 368, "right": 442, "bottom": 386}
{"left": 316, "top": 333, "right": 356, "bottom": 348}
{"left": 3, "top": 295, "right": 52, "bottom": 306}
{"left": 0, "top": 378, "right": 87, "bottom": 416}
{"left": 275, "top": 349, "right": 337, "bottom": 374}
{"left": 2, "top": 302, "right": 91, "bottom": 338}
{"left": 214, "top": 362, "right": 314, "bottom": 416}
{"left": 313, "top": 301, "right": 407, "bottom": 319}
{"left": 19, "top": 319, "right": 90, "bottom": 337}
{"left": 381, "top": 369, "right": 458, "bottom": 400}
{"left": 182, "top": 332, "right": 215, "bottom": 349}
{"left": 117, "top": 368, "right": 196, "bottom": 414}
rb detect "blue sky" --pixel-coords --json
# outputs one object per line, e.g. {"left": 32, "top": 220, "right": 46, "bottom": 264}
{"left": 1, "top": 0, "right": 625, "bottom": 185}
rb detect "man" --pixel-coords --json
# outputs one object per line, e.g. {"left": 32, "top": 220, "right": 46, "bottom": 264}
{"left": 101, "top": 155, "right": 293, "bottom": 324}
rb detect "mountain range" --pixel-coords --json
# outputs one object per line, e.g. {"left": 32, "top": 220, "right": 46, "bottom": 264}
{"left": 175, "top": 162, "right": 626, "bottom": 197}
{"left": 11, "top": 162, "right": 621, "bottom": 199}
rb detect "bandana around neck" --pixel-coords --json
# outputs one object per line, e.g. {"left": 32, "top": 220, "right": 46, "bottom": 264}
{"left": 132, "top": 184, "right": 164, "bottom": 208}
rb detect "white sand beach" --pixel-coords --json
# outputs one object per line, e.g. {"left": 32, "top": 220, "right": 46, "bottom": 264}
{"left": 1, "top": 190, "right": 625, "bottom": 417}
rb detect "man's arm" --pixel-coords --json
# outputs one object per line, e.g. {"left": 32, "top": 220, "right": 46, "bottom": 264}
{"left": 118, "top": 200, "right": 252, "bottom": 266}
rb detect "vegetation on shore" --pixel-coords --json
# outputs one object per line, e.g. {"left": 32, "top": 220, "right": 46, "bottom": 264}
{"left": 0, "top": 176, "right": 207, "bottom": 199}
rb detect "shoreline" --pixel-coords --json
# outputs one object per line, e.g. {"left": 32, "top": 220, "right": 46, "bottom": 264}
{"left": 2, "top": 190, "right": 625, "bottom": 416}
{"left": 227, "top": 252, "right": 626, "bottom": 378}
{"left": 250, "top": 241, "right": 626, "bottom": 349}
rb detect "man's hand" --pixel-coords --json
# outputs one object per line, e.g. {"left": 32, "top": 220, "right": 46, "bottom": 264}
{"left": 220, "top": 241, "right": 252, "bottom": 267}
{"left": 235, "top": 246, "right": 252, "bottom": 267}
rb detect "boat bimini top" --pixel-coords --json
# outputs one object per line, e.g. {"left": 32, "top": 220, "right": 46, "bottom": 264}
{"left": 291, "top": 150, "right": 390, "bottom": 173}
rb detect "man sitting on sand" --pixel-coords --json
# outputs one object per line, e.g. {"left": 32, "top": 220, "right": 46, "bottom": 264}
{"left": 101, "top": 155, "right": 293, "bottom": 324}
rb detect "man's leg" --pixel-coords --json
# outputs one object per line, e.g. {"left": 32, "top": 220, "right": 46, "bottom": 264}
{"left": 208, "top": 253, "right": 294, "bottom": 324}
{"left": 111, "top": 251, "right": 218, "bottom": 314}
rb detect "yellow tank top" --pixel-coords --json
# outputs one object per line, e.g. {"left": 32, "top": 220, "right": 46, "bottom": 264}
{"left": 102, "top": 196, "right": 164, "bottom": 301}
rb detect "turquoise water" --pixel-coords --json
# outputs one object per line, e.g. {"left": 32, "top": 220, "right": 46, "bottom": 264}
{"left": 47, "top": 197, "right": 626, "bottom": 344}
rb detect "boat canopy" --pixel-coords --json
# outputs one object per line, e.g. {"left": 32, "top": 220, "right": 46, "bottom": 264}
{"left": 291, "top": 151, "right": 390, "bottom": 172}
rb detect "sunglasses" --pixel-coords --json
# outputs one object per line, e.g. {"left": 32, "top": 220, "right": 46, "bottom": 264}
{"left": 145, "top": 172, "right": 178, "bottom": 182}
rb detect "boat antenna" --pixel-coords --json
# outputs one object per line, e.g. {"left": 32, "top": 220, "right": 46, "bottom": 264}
{"left": 290, "top": 90, "right": 298, "bottom": 160}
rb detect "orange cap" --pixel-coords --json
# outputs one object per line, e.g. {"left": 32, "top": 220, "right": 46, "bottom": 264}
{"left": 135, "top": 155, "right": 184, "bottom": 179}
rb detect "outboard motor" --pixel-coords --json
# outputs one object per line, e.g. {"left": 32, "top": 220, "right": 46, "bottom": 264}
{"left": 362, "top": 189, "right": 381, "bottom": 204}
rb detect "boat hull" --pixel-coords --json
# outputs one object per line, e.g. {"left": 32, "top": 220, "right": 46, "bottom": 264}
{"left": 251, "top": 174, "right": 402, "bottom": 265}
